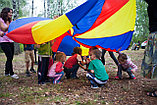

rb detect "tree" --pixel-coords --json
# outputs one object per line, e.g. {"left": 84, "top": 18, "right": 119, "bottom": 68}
{"left": 0, "top": 0, "right": 12, "bottom": 11}
{"left": 32, "top": 0, "right": 34, "bottom": 17}
{"left": 12, "top": 0, "right": 21, "bottom": 55}
{"left": 44, "top": 0, "right": 46, "bottom": 17}
{"left": 132, "top": 0, "right": 149, "bottom": 43}
{"left": 12, "top": 0, "right": 17, "bottom": 20}
{"left": 47, "top": 0, "right": 79, "bottom": 18}
{"left": 47, "top": 0, "right": 50, "bottom": 18}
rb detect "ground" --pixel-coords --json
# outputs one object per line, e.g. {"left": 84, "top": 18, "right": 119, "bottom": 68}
{"left": 0, "top": 49, "right": 157, "bottom": 105}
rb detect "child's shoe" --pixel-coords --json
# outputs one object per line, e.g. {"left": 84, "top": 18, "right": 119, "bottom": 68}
{"left": 11, "top": 74, "right": 19, "bottom": 79}
{"left": 26, "top": 71, "right": 31, "bottom": 77}
{"left": 131, "top": 77, "right": 136, "bottom": 80}
{"left": 57, "top": 82, "right": 62, "bottom": 84}
{"left": 30, "top": 68, "right": 36, "bottom": 73}
{"left": 115, "top": 76, "right": 119, "bottom": 79}
{"left": 115, "top": 76, "right": 122, "bottom": 79}
{"left": 91, "top": 85, "right": 99, "bottom": 89}
{"left": 5, "top": 74, "right": 10, "bottom": 76}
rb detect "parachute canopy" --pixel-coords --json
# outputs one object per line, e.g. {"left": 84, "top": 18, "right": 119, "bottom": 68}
{"left": 7, "top": 0, "right": 136, "bottom": 53}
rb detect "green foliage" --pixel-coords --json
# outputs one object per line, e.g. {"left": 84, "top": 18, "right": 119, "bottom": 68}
{"left": 48, "top": 0, "right": 80, "bottom": 18}
{"left": 0, "top": 0, "right": 12, "bottom": 11}
{"left": 0, "top": 0, "right": 28, "bottom": 18}
{"left": 0, "top": 93, "right": 12, "bottom": 98}
{"left": 133, "top": 0, "right": 149, "bottom": 44}
{"left": 19, "top": 43, "right": 24, "bottom": 52}
{"left": 0, "top": 43, "right": 24, "bottom": 54}
{"left": 0, "top": 47, "right": 3, "bottom": 53}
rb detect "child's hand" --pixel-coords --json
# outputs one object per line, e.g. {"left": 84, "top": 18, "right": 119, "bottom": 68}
{"left": 83, "top": 56, "right": 87, "bottom": 60}
{"left": 90, "top": 70, "right": 94, "bottom": 73}
{"left": 86, "top": 58, "right": 90, "bottom": 64}
{"left": 0, "top": 31, "right": 4, "bottom": 37}
{"left": 36, "top": 44, "right": 40, "bottom": 48}
{"left": 117, "top": 47, "right": 122, "bottom": 53}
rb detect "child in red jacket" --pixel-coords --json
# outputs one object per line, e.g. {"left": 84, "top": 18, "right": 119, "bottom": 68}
{"left": 64, "top": 47, "right": 86, "bottom": 79}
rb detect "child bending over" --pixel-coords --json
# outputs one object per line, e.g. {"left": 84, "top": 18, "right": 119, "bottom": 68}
{"left": 47, "top": 52, "right": 66, "bottom": 84}
{"left": 64, "top": 47, "right": 86, "bottom": 79}
{"left": 86, "top": 49, "right": 109, "bottom": 89}
{"left": 115, "top": 52, "right": 137, "bottom": 79}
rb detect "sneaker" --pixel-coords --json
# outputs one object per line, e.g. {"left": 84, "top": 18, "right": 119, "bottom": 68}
{"left": 98, "top": 84, "right": 105, "bottom": 87}
{"left": 26, "top": 71, "right": 31, "bottom": 77}
{"left": 11, "top": 74, "right": 19, "bottom": 79}
{"left": 131, "top": 77, "right": 136, "bottom": 80}
{"left": 115, "top": 76, "right": 119, "bottom": 79}
{"left": 57, "top": 82, "right": 62, "bottom": 84}
{"left": 30, "top": 68, "right": 36, "bottom": 73}
{"left": 115, "top": 76, "right": 122, "bottom": 79}
{"left": 91, "top": 85, "right": 99, "bottom": 89}
{"left": 5, "top": 74, "right": 10, "bottom": 76}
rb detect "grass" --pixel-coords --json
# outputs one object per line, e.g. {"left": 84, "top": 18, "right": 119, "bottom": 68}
{"left": 0, "top": 93, "right": 12, "bottom": 98}
{"left": 0, "top": 50, "right": 157, "bottom": 105}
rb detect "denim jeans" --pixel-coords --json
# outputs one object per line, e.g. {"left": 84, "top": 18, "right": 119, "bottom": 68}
{"left": 86, "top": 72, "right": 107, "bottom": 87}
{"left": 49, "top": 71, "right": 64, "bottom": 84}
{"left": 117, "top": 64, "right": 135, "bottom": 79}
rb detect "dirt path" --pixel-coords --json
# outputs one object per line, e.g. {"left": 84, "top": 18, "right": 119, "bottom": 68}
{"left": 0, "top": 49, "right": 157, "bottom": 105}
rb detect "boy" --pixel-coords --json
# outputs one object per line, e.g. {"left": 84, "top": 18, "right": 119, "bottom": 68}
{"left": 86, "top": 49, "right": 109, "bottom": 89}
{"left": 24, "top": 44, "right": 36, "bottom": 77}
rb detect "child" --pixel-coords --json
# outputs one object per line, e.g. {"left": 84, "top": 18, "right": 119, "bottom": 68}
{"left": 115, "top": 52, "right": 137, "bottom": 79}
{"left": 64, "top": 47, "right": 86, "bottom": 79}
{"left": 83, "top": 46, "right": 98, "bottom": 69}
{"left": 24, "top": 44, "right": 36, "bottom": 77}
{"left": 37, "top": 41, "right": 54, "bottom": 84}
{"left": 47, "top": 52, "right": 66, "bottom": 84}
{"left": 86, "top": 49, "right": 109, "bottom": 89}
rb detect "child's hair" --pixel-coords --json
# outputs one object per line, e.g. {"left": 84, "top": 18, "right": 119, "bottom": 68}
{"left": 89, "top": 46, "right": 98, "bottom": 52}
{"left": 118, "top": 53, "right": 127, "bottom": 61}
{"left": 55, "top": 52, "right": 66, "bottom": 62}
{"left": 72, "top": 47, "right": 82, "bottom": 55}
{"left": 91, "top": 49, "right": 102, "bottom": 59}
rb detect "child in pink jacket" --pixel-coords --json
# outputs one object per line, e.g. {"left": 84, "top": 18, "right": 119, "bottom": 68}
{"left": 47, "top": 52, "right": 66, "bottom": 84}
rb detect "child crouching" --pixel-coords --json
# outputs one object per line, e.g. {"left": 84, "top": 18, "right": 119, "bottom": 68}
{"left": 64, "top": 47, "right": 86, "bottom": 79}
{"left": 47, "top": 52, "right": 66, "bottom": 84}
{"left": 115, "top": 52, "right": 137, "bottom": 79}
{"left": 86, "top": 49, "right": 109, "bottom": 89}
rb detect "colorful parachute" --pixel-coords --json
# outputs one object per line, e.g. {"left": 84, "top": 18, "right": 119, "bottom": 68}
{"left": 7, "top": 0, "right": 136, "bottom": 54}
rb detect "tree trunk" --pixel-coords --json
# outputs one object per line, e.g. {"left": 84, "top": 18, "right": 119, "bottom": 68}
{"left": 12, "top": 0, "right": 17, "bottom": 20}
{"left": 17, "top": 0, "right": 19, "bottom": 18}
{"left": 12, "top": 0, "right": 21, "bottom": 55}
{"left": 47, "top": 0, "right": 50, "bottom": 18}
{"left": 44, "top": 0, "right": 46, "bottom": 17}
{"left": 14, "top": 42, "right": 21, "bottom": 55}
{"left": 32, "top": 0, "right": 34, "bottom": 17}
